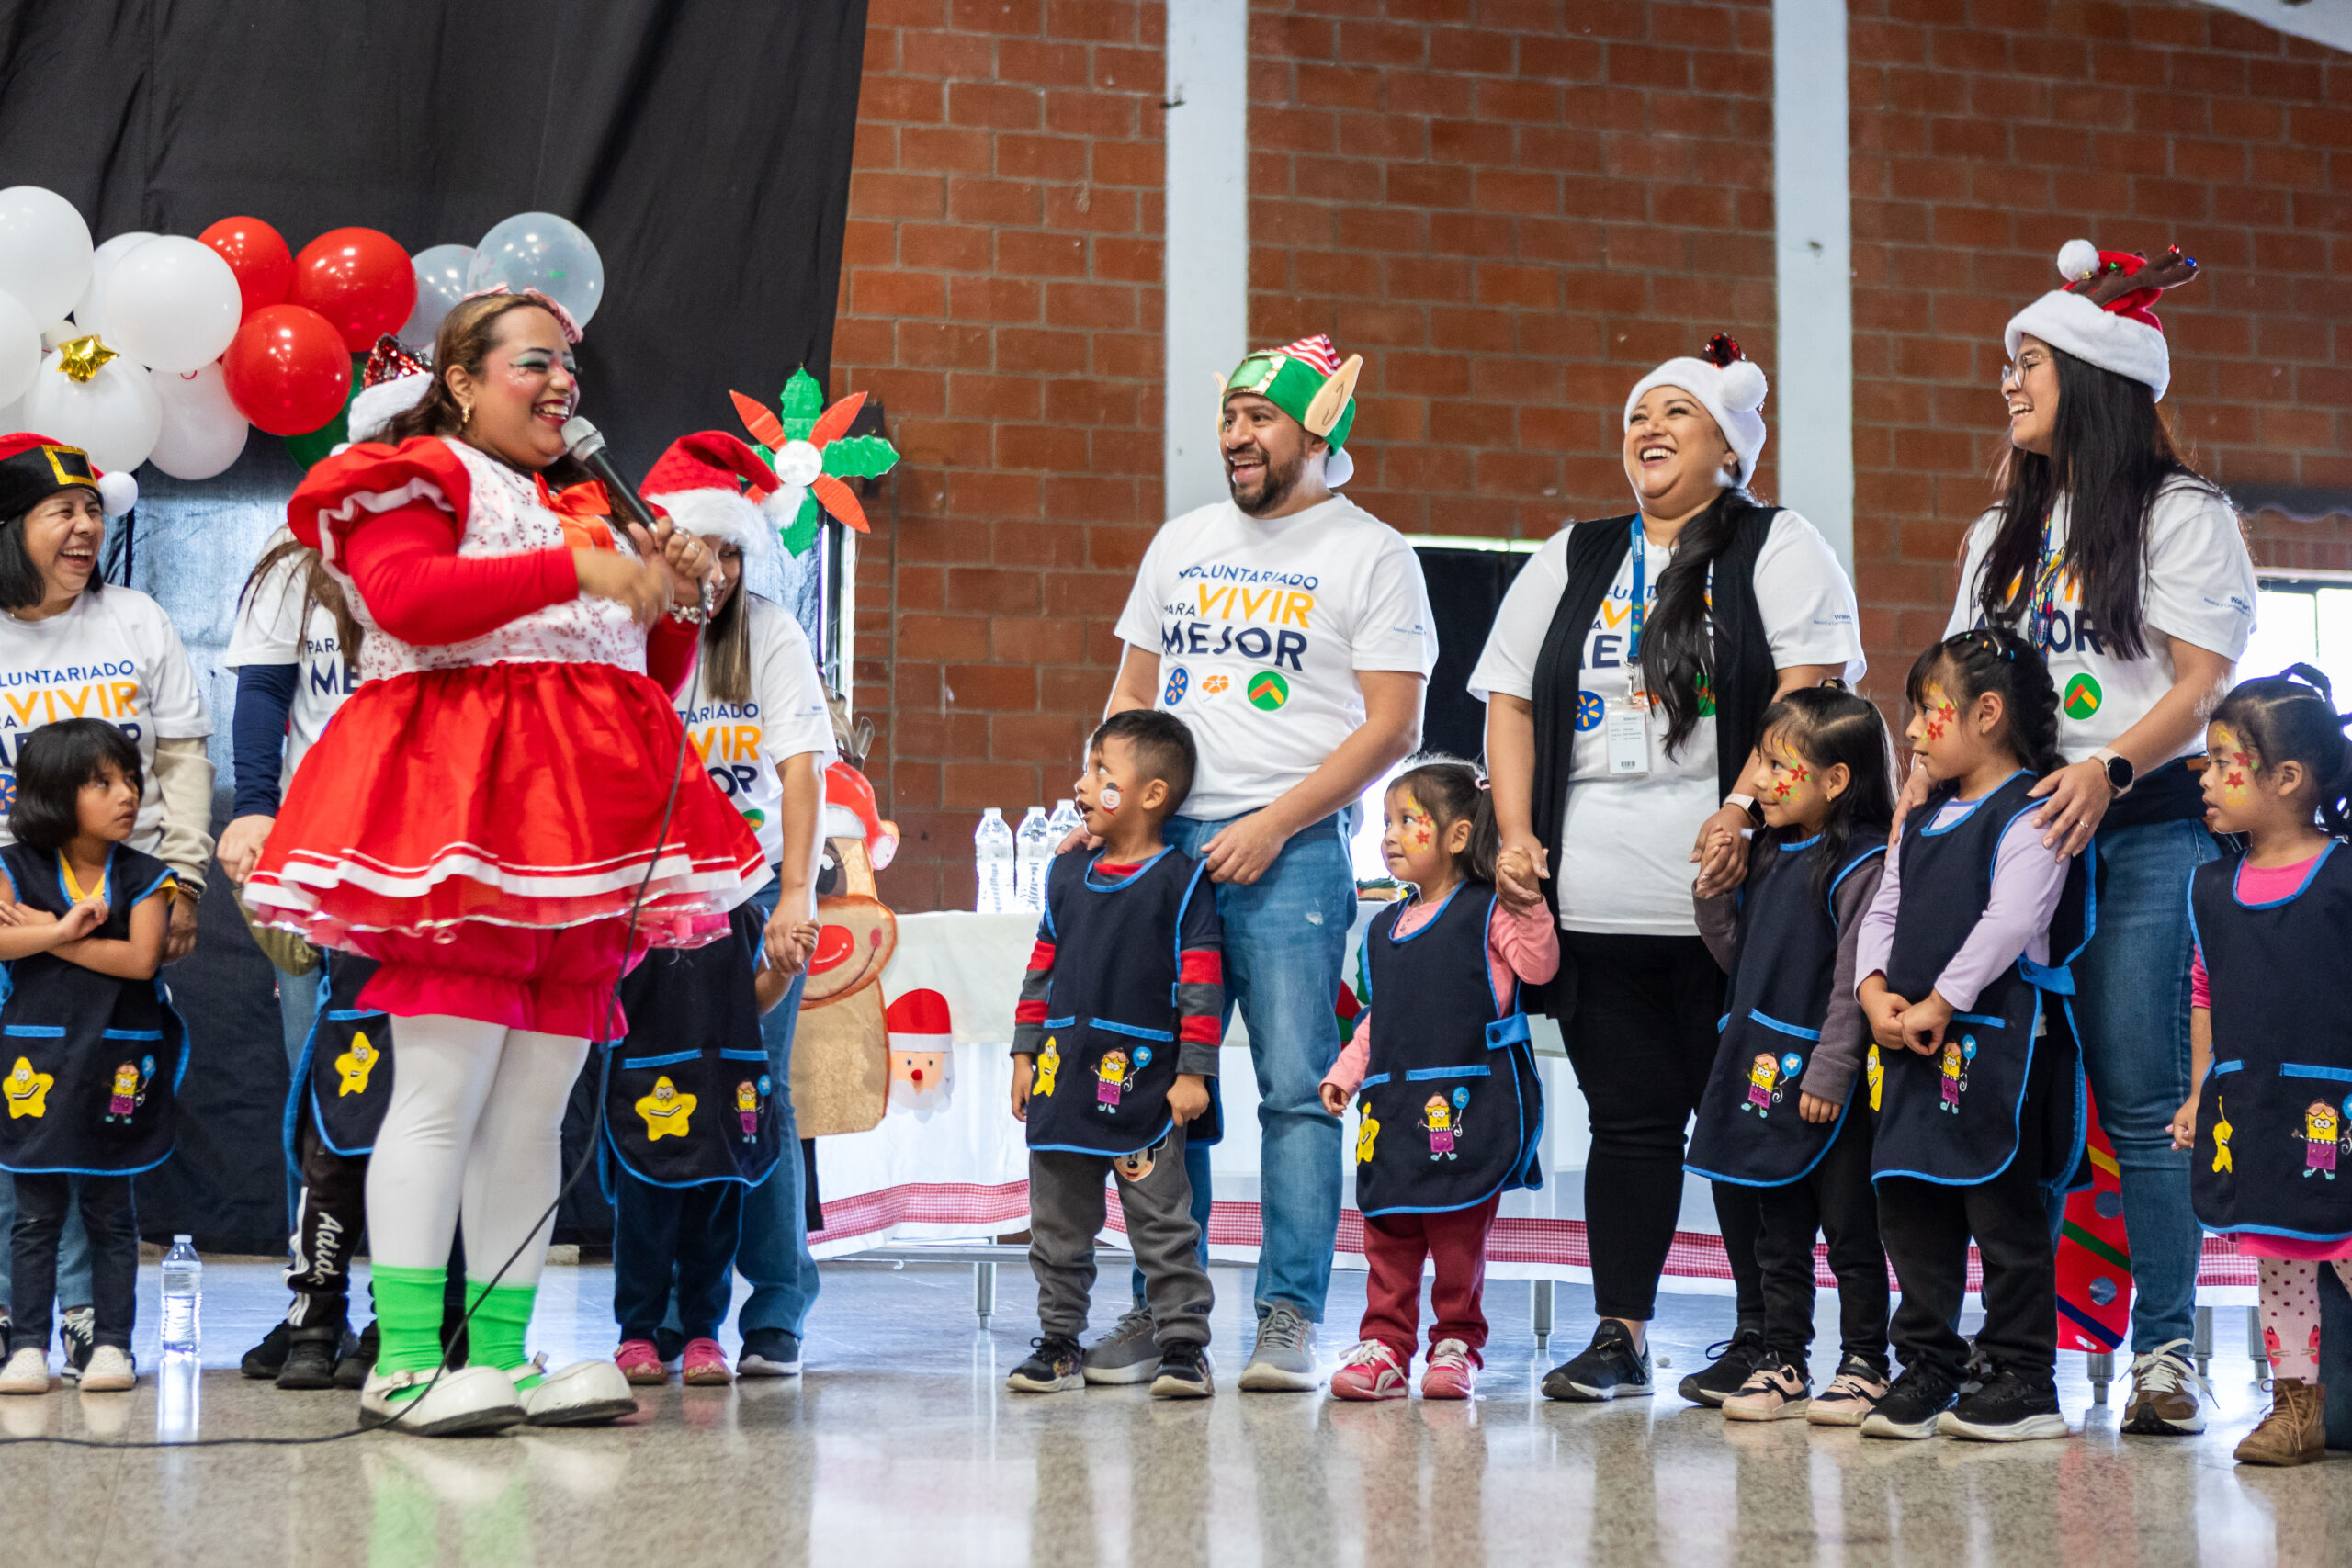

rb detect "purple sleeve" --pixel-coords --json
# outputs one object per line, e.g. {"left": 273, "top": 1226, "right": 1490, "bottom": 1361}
{"left": 1853, "top": 831, "right": 1902, "bottom": 993}
{"left": 1930, "top": 812, "right": 2068, "bottom": 1013}
{"left": 1804, "top": 855, "right": 1885, "bottom": 1104}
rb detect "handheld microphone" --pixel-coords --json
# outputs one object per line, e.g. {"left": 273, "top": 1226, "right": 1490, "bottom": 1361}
{"left": 560, "top": 415, "right": 664, "bottom": 534}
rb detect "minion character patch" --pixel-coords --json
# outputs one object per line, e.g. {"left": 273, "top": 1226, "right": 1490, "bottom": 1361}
{"left": 1421, "top": 1087, "right": 1468, "bottom": 1161}
{"left": 104, "top": 1060, "right": 148, "bottom": 1123}
{"left": 1035, "top": 1037, "right": 1060, "bottom": 1099}
{"left": 335, "top": 1030, "right": 379, "bottom": 1098}
{"left": 2298, "top": 1100, "right": 2344, "bottom": 1179}
{"left": 1742, "top": 1053, "right": 1803, "bottom": 1119}
{"left": 3, "top": 1057, "right": 48, "bottom": 1119}
{"left": 1939, "top": 1036, "right": 1975, "bottom": 1114}
{"left": 737, "top": 1078, "right": 762, "bottom": 1140}
{"left": 636, "top": 1076, "right": 696, "bottom": 1142}
{"left": 1095, "top": 1047, "right": 1142, "bottom": 1113}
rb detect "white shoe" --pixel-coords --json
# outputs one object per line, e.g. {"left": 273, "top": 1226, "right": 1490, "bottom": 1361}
{"left": 509, "top": 1355, "right": 638, "bottom": 1427}
{"left": 77, "top": 1345, "right": 135, "bottom": 1393}
{"left": 360, "top": 1365, "right": 526, "bottom": 1437}
{"left": 0, "top": 1345, "right": 50, "bottom": 1394}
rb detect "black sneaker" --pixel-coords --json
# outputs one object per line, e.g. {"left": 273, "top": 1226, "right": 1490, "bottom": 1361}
{"left": 1678, "top": 1327, "right": 1767, "bottom": 1407}
{"left": 1940, "top": 1367, "right": 2071, "bottom": 1442}
{"left": 242, "top": 1320, "right": 292, "bottom": 1380}
{"left": 1006, "top": 1336, "right": 1085, "bottom": 1393}
{"left": 1149, "top": 1340, "right": 1214, "bottom": 1400}
{"left": 277, "top": 1325, "right": 346, "bottom": 1391}
{"left": 60, "top": 1308, "right": 95, "bottom": 1385}
{"left": 738, "top": 1327, "right": 804, "bottom": 1378}
{"left": 335, "top": 1320, "right": 379, "bottom": 1390}
{"left": 1541, "top": 1321, "right": 1654, "bottom": 1402}
{"left": 1859, "top": 1363, "right": 1961, "bottom": 1440}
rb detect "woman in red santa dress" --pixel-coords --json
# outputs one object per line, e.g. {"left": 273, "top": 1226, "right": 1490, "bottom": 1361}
{"left": 243, "top": 289, "right": 766, "bottom": 1435}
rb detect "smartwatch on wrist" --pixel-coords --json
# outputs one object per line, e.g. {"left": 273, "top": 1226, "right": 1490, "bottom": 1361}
{"left": 1724, "top": 792, "right": 1764, "bottom": 825}
{"left": 2090, "top": 747, "right": 2134, "bottom": 797}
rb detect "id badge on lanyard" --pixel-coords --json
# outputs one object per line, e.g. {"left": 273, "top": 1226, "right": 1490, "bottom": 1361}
{"left": 1608, "top": 519, "right": 1650, "bottom": 776}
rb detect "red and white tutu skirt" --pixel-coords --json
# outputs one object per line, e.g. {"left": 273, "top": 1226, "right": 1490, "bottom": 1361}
{"left": 244, "top": 661, "right": 770, "bottom": 1038}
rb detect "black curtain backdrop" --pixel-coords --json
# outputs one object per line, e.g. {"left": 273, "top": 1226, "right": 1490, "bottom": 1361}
{"left": 1415, "top": 546, "right": 1532, "bottom": 764}
{"left": 0, "top": 0, "right": 869, "bottom": 1249}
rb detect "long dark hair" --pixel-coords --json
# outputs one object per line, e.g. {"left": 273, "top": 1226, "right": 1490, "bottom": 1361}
{"left": 697, "top": 569, "right": 753, "bottom": 706}
{"left": 1640, "top": 487, "right": 1765, "bottom": 754}
{"left": 1754, "top": 683, "right": 1896, "bottom": 902}
{"left": 2210, "top": 664, "right": 2352, "bottom": 838}
{"left": 1905, "top": 627, "right": 2065, "bottom": 781}
{"left": 1975, "top": 345, "right": 2219, "bottom": 661}
{"left": 11, "top": 717, "right": 141, "bottom": 852}
{"left": 241, "top": 534, "right": 361, "bottom": 674}
{"left": 1389, "top": 753, "right": 1498, "bottom": 886}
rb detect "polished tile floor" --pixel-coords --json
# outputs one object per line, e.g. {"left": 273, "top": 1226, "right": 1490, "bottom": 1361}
{"left": 0, "top": 1257, "right": 2323, "bottom": 1566}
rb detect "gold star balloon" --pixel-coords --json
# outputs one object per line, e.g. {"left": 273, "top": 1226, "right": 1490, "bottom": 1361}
{"left": 55, "top": 335, "right": 119, "bottom": 384}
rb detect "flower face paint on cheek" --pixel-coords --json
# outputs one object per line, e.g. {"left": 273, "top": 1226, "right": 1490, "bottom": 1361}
{"left": 1917, "top": 685, "right": 1957, "bottom": 743}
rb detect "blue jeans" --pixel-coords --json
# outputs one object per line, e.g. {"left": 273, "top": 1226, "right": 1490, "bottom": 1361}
{"left": 276, "top": 963, "right": 322, "bottom": 1233}
{"left": 0, "top": 1175, "right": 93, "bottom": 1321}
{"left": 1159, "top": 811, "right": 1355, "bottom": 1322}
{"left": 736, "top": 873, "right": 820, "bottom": 1341}
{"left": 2042, "top": 818, "right": 2217, "bottom": 1353}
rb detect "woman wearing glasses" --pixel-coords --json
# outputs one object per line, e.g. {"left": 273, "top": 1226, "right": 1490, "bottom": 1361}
{"left": 1473, "top": 336, "right": 1864, "bottom": 1405}
{"left": 1939, "top": 240, "right": 2256, "bottom": 1436}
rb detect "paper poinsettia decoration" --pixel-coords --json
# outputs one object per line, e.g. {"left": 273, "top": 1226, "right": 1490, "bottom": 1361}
{"left": 731, "top": 368, "right": 899, "bottom": 556}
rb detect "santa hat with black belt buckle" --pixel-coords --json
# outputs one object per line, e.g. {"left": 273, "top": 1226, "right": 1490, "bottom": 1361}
{"left": 0, "top": 433, "right": 135, "bottom": 519}
{"left": 2004, "top": 241, "right": 2199, "bottom": 401}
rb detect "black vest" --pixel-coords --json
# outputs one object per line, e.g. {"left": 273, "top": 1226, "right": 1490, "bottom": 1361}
{"left": 1353, "top": 882, "right": 1543, "bottom": 1215}
{"left": 1524, "top": 503, "right": 1781, "bottom": 1020}
{"left": 2189, "top": 843, "right": 2352, "bottom": 1242}
{"left": 0, "top": 843, "right": 187, "bottom": 1176}
{"left": 286, "top": 952, "right": 393, "bottom": 1159}
{"left": 1686, "top": 831, "right": 1885, "bottom": 1188}
{"left": 1024, "top": 847, "right": 1210, "bottom": 1157}
{"left": 599, "top": 902, "right": 784, "bottom": 1190}
{"left": 1872, "top": 771, "right": 2083, "bottom": 1188}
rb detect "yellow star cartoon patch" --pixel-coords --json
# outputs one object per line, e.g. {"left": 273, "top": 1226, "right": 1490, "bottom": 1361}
{"left": 4, "top": 1056, "right": 52, "bottom": 1119}
{"left": 335, "top": 1032, "right": 379, "bottom": 1098}
{"left": 636, "top": 1076, "right": 696, "bottom": 1140}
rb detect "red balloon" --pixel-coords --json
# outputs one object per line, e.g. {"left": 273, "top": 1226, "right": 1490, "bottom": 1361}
{"left": 289, "top": 227, "right": 417, "bottom": 353}
{"left": 223, "top": 305, "right": 353, "bottom": 436}
{"left": 198, "top": 216, "right": 293, "bottom": 317}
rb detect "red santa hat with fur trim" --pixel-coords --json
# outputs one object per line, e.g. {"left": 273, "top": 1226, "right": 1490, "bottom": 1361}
{"left": 639, "top": 432, "right": 782, "bottom": 580}
{"left": 2005, "top": 240, "right": 2199, "bottom": 401}
{"left": 0, "top": 433, "right": 135, "bottom": 519}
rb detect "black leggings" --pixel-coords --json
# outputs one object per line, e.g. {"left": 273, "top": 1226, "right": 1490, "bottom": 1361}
{"left": 1753, "top": 1106, "right": 1889, "bottom": 1371}
{"left": 1560, "top": 931, "right": 1762, "bottom": 1326}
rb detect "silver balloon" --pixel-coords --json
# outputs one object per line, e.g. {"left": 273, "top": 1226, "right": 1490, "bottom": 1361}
{"left": 464, "top": 212, "right": 604, "bottom": 330}
{"left": 401, "top": 243, "right": 475, "bottom": 349}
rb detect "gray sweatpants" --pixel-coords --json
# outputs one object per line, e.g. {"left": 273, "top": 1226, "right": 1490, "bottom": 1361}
{"left": 1028, "top": 1122, "right": 1213, "bottom": 1348}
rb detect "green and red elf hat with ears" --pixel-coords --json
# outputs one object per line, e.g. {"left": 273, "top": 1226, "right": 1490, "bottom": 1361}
{"left": 0, "top": 433, "right": 135, "bottom": 521}
{"left": 2005, "top": 240, "right": 2199, "bottom": 401}
{"left": 1217, "top": 334, "right": 1363, "bottom": 486}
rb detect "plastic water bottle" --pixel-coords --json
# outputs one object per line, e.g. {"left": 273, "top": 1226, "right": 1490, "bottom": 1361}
{"left": 1014, "top": 807, "right": 1053, "bottom": 910}
{"left": 161, "top": 1235, "right": 201, "bottom": 1353}
{"left": 1046, "top": 797, "right": 1083, "bottom": 848}
{"left": 975, "top": 807, "right": 1014, "bottom": 913}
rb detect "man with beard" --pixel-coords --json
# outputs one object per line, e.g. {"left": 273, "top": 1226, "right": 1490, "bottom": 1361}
{"left": 1089, "top": 335, "right": 1434, "bottom": 1391}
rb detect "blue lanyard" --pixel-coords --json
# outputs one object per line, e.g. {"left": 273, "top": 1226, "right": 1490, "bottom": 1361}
{"left": 1628, "top": 519, "right": 1646, "bottom": 660}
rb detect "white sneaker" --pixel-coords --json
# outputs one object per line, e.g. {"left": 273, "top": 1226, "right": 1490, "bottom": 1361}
{"left": 2122, "top": 1339, "right": 2211, "bottom": 1436}
{"left": 77, "top": 1345, "right": 135, "bottom": 1393}
{"left": 509, "top": 1355, "right": 638, "bottom": 1427}
{"left": 0, "top": 1345, "right": 50, "bottom": 1394}
{"left": 359, "top": 1365, "right": 526, "bottom": 1437}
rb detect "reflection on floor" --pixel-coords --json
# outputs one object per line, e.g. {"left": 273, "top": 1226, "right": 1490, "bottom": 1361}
{"left": 0, "top": 1257, "right": 2322, "bottom": 1566}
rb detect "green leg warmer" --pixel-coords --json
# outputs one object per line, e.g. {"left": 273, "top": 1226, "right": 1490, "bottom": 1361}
{"left": 370, "top": 1265, "right": 450, "bottom": 1381}
{"left": 464, "top": 1278, "right": 539, "bottom": 1382}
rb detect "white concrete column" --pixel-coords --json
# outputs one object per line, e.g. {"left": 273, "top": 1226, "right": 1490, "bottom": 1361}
{"left": 1162, "top": 0, "right": 1250, "bottom": 520}
{"left": 1772, "top": 0, "right": 1854, "bottom": 569}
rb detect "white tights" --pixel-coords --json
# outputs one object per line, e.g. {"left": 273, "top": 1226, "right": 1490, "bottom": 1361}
{"left": 363, "top": 1015, "right": 589, "bottom": 1288}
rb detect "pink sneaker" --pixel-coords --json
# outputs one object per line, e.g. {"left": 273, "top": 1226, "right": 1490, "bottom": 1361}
{"left": 681, "top": 1337, "right": 733, "bottom": 1385}
{"left": 615, "top": 1339, "right": 667, "bottom": 1386}
{"left": 1420, "top": 1338, "right": 1478, "bottom": 1400}
{"left": 1329, "top": 1339, "right": 1409, "bottom": 1401}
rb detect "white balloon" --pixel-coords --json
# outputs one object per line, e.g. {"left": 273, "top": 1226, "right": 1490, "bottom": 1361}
{"left": 466, "top": 211, "right": 603, "bottom": 328}
{"left": 0, "top": 398, "right": 22, "bottom": 436}
{"left": 401, "top": 243, "right": 474, "bottom": 348}
{"left": 104, "top": 236, "right": 242, "bottom": 373}
{"left": 147, "top": 363, "right": 248, "bottom": 480}
{"left": 72, "top": 231, "right": 154, "bottom": 343}
{"left": 22, "top": 350, "right": 161, "bottom": 472}
{"left": 0, "top": 188, "right": 93, "bottom": 324}
{"left": 0, "top": 291, "right": 41, "bottom": 408}
{"left": 40, "top": 317, "right": 75, "bottom": 350}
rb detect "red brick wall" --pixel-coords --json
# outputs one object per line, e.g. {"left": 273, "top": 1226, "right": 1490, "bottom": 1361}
{"left": 841, "top": 0, "right": 2352, "bottom": 911}
{"left": 1849, "top": 0, "right": 2352, "bottom": 684}
{"left": 834, "top": 0, "right": 1169, "bottom": 910}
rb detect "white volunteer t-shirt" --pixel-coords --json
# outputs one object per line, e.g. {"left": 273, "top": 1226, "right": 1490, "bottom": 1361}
{"left": 1469, "top": 511, "right": 1863, "bottom": 935}
{"left": 223, "top": 526, "right": 356, "bottom": 795}
{"left": 0, "top": 585, "right": 211, "bottom": 857}
{"left": 676, "top": 593, "right": 838, "bottom": 865}
{"left": 1114, "top": 496, "right": 1438, "bottom": 822}
{"left": 1944, "top": 479, "right": 2256, "bottom": 764}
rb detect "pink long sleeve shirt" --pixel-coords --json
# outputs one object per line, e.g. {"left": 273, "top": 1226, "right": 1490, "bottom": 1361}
{"left": 1322, "top": 890, "right": 1560, "bottom": 1099}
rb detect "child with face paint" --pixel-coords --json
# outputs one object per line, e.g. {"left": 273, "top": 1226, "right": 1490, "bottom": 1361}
{"left": 1686, "top": 684, "right": 1894, "bottom": 1424}
{"left": 1008, "top": 710, "right": 1223, "bottom": 1399}
{"left": 1853, "top": 628, "right": 2083, "bottom": 1443}
{"left": 2167, "top": 666, "right": 2352, "bottom": 1466}
{"left": 1318, "top": 756, "right": 1555, "bottom": 1401}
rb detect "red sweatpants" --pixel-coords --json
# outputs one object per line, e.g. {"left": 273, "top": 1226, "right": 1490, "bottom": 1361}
{"left": 1358, "top": 1193, "right": 1502, "bottom": 1363}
